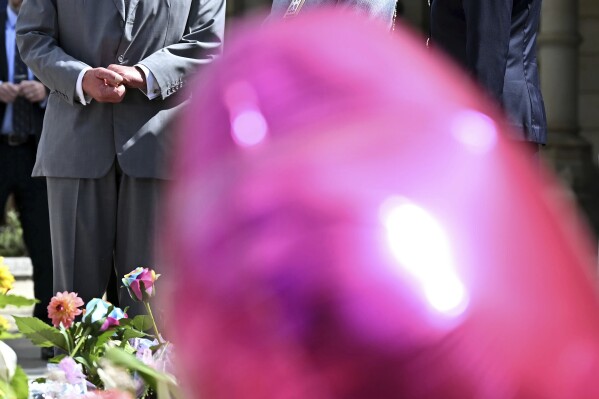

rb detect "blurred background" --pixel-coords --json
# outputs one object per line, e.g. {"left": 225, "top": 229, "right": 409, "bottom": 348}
{"left": 223, "top": 0, "right": 599, "bottom": 238}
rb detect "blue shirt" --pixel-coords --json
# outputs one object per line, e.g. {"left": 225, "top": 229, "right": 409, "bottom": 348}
{"left": 2, "top": 5, "right": 35, "bottom": 135}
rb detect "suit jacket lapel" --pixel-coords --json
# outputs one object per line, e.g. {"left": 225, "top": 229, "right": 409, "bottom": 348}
{"left": 0, "top": 11, "right": 8, "bottom": 82}
{"left": 112, "top": 0, "right": 125, "bottom": 21}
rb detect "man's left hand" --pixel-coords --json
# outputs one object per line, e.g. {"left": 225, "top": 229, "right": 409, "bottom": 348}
{"left": 107, "top": 65, "right": 146, "bottom": 90}
{"left": 18, "top": 80, "right": 47, "bottom": 103}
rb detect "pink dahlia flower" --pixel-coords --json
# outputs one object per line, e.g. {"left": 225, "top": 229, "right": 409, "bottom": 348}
{"left": 47, "top": 291, "right": 84, "bottom": 328}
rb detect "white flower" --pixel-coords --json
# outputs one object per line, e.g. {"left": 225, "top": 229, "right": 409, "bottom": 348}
{"left": 97, "top": 359, "right": 137, "bottom": 392}
{"left": 0, "top": 340, "right": 17, "bottom": 381}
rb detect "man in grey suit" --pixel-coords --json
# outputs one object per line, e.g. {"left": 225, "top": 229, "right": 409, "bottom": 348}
{"left": 16, "top": 0, "right": 225, "bottom": 312}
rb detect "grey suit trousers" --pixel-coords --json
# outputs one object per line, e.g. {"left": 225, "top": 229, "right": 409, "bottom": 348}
{"left": 46, "top": 162, "right": 162, "bottom": 315}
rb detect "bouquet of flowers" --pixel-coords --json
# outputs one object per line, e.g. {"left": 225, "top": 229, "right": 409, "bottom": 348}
{"left": 16, "top": 267, "right": 180, "bottom": 399}
{"left": 0, "top": 256, "right": 38, "bottom": 399}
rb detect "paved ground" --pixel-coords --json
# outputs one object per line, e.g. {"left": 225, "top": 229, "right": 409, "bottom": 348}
{"left": 5, "top": 338, "right": 48, "bottom": 379}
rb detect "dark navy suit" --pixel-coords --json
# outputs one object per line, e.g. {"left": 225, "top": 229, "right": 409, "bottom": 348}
{"left": 430, "top": 0, "right": 547, "bottom": 144}
{"left": 0, "top": 7, "right": 53, "bottom": 323}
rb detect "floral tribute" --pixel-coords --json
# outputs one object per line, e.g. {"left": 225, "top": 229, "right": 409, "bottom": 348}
{"left": 0, "top": 257, "right": 38, "bottom": 399}
{"left": 15, "top": 267, "right": 180, "bottom": 399}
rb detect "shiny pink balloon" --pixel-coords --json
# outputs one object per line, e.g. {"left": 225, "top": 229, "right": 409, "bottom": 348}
{"left": 163, "top": 11, "right": 599, "bottom": 399}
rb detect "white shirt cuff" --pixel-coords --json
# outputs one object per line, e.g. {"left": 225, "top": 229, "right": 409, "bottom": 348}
{"left": 76, "top": 67, "right": 93, "bottom": 105}
{"left": 136, "top": 64, "right": 160, "bottom": 100}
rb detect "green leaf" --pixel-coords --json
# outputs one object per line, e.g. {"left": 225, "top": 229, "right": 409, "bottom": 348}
{"left": 129, "top": 315, "right": 154, "bottom": 332}
{"left": 0, "top": 331, "right": 22, "bottom": 340}
{"left": 60, "top": 327, "right": 73, "bottom": 353}
{"left": 0, "top": 379, "right": 17, "bottom": 399}
{"left": 157, "top": 380, "right": 170, "bottom": 399}
{"left": 10, "top": 366, "right": 28, "bottom": 399}
{"left": 104, "top": 347, "right": 179, "bottom": 391}
{"left": 123, "top": 328, "right": 147, "bottom": 342}
{"left": 0, "top": 294, "right": 38, "bottom": 309}
{"left": 122, "top": 342, "right": 136, "bottom": 353}
{"left": 95, "top": 330, "right": 116, "bottom": 348}
{"left": 74, "top": 356, "right": 92, "bottom": 371}
{"left": 156, "top": 379, "right": 185, "bottom": 399}
{"left": 49, "top": 354, "right": 66, "bottom": 364}
{"left": 13, "top": 316, "right": 68, "bottom": 350}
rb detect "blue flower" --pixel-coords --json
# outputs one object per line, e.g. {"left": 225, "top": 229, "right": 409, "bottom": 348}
{"left": 82, "top": 298, "right": 127, "bottom": 328}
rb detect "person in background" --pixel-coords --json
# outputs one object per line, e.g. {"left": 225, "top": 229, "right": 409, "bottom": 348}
{"left": 429, "top": 0, "right": 547, "bottom": 154}
{"left": 0, "top": 0, "right": 53, "bottom": 360}
{"left": 271, "top": 0, "right": 397, "bottom": 30}
{"left": 16, "top": 0, "right": 225, "bottom": 315}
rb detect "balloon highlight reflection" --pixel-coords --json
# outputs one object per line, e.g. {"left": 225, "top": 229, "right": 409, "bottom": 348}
{"left": 381, "top": 197, "right": 469, "bottom": 317}
{"left": 163, "top": 10, "right": 599, "bottom": 399}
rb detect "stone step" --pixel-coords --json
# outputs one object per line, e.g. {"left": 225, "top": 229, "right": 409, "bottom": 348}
{"left": 3, "top": 256, "right": 33, "bottom": 278}
{"left": 2, "top": 257, "right": 35, "bottom": 331}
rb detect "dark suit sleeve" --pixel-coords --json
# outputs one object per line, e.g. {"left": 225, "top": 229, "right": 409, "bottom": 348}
{"left": 463, "top": 0, "right": 513, "bottom": 103}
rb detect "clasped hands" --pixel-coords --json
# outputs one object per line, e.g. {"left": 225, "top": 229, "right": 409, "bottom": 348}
{"left": 0, "top": 79, "right": 46, "bottom": 104}
{"left": 82, "top": 65, "right": 146, "bottom": 103}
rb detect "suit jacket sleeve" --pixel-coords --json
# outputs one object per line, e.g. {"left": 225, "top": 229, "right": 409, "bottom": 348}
{"left": 15, "top": 0, "right": 90, "bottom": 106}
{"left": 139, "top": 0, "right": 226, "bottom": 100}
{"left": 337, "top": 0, "right": 396, "bottom": 28}
{"left": 463, "top": 0, "right": 513, "bottom": 103}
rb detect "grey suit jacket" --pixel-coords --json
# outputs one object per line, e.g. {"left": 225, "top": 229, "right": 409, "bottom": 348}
{"left": 16, "top": 0, "right": 225, "bottom": 179}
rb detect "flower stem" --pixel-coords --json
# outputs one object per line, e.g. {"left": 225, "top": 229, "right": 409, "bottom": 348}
{"left": 70, "top": 326, "right": 90, "bottom": 357}
{"left": 144, "top": 301, "right": 164, "bottom": 345}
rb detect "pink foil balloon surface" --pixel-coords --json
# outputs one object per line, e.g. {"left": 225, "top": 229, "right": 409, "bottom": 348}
{"left": 162, "top": 11, "right": 599, "bottom": 399}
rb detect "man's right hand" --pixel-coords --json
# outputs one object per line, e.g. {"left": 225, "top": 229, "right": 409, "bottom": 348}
{"left": 0, "top": 82, "right": 19, "bottom": 103}
{"left": 82, "top": 67, "right": 126, "bottom": 103}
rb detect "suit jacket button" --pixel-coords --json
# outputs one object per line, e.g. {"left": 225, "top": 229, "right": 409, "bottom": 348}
{"left": 118, "top": 55, "right": 124, "bottom": 63}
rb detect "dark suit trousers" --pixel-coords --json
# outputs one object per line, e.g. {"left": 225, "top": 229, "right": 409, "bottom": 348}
{"left": 0, "top": 139, "right": 53, "bottom": 320}
{"left": 46, "top": 162, "right": 162, "bottom": 316}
